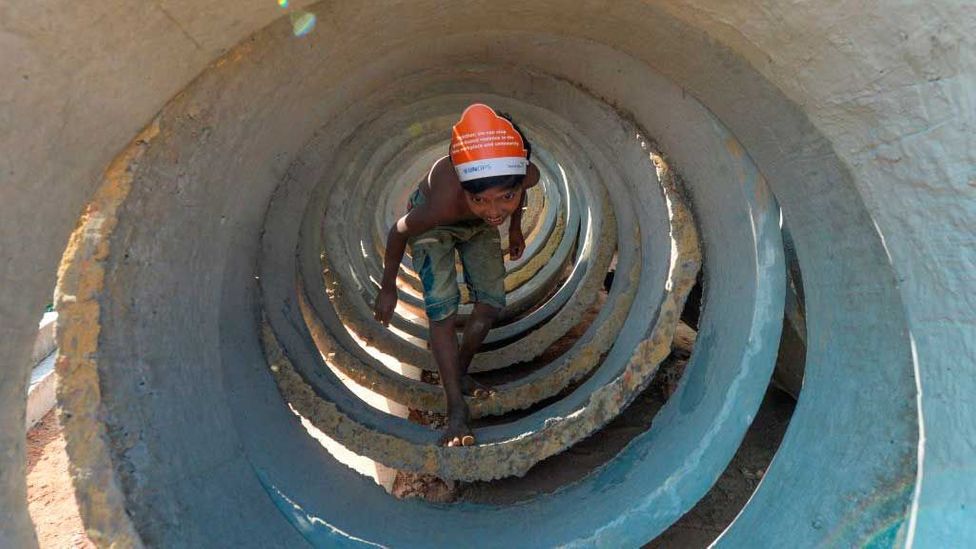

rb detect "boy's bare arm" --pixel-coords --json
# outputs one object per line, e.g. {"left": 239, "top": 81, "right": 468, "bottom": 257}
{"left": 508, "top": 193, "right": 527, "bottom": 260}
{"left": 374, "top": 205, "right": 439, "bottom": 325}
{"left": 507, "top": 163, "right": 539, "bottom": 260}
{"left": 509, "top": 192, "right": 526, "bottom": 230}
{"left": 524, "top": 162, "right": 540, "bottom": 189}
{"left": 381, "top": 204, "right": 443, "bottom": 285}
{"left": 508, "top": 163, "right": 539, "bottom": 229}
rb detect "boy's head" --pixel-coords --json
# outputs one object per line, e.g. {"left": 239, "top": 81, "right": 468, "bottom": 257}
{"left": 450, "top": 104, "right": 532, "bottom": 226}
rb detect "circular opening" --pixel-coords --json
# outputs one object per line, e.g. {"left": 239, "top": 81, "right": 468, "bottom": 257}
{"left": 45, "top": 3, "right": 919, "bottom": 547}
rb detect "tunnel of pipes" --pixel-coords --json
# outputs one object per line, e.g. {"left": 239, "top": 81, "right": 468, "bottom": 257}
{"left": 4, "top": 1, "right": 974, "bottom": 547}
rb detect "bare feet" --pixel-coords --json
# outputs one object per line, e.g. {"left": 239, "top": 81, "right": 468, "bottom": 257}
{"left": 446, "top": 434, "right": 476, "bottom": 447}
{"left": 440, "top": 422, "right": 476, "bottom": 447}
{"left": 460, "top": 375, "right": 494, "bottom": 399}
{"left": 440, "top": 408, "right": 475, "bottom": 447}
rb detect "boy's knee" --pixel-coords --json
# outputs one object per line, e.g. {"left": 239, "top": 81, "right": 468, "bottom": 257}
{"left": 430, "top": 313, "right": 457, "bottom": 329}
{"left": 425, "top": 295, "right": 460, "bottom": 323}
{"left": 474, "top": 302, "right": 502, "bottom": 322}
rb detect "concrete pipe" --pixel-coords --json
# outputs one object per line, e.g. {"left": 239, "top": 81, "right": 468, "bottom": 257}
{"left": 2, "top": 1, "right": 973, "bottom": 548}
{"left": 259, "top": 73, "right": 689, "bottom": 477}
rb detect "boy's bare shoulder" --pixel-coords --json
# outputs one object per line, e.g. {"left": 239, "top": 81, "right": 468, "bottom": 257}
{"left": 428, "top": 156, "right": 458, "bottom": 192}
{"left": 423, "top": 157, "right": 466, "bottom": 221}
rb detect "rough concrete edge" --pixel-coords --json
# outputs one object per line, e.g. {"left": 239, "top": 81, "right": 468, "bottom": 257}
{"left": 26, "top": 314, "right": 60, "bottom": 430}
{"left": 52, "top": 120, "right": 160, "bottom": 549}
{"left": 26, "top": 353, "right": 58, "bottom": 431}
{"left": 30, "top": 312, "right": 58, "bottom": 366}
{"left": 260, "top": 154, "right": 698, "bottom": 482}
{"left": 296, "top": 278, "right": 445, "bottom": 412}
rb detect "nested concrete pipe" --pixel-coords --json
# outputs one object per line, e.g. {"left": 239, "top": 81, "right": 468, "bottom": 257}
{"left": 260, "top": 79, "right": 672, "bottom": 473}
{"left": 318, "top": 108, "right": 597, "bottom": 352}
{"left": 315, "top": 135, "right": 613, "bottom": 372}
{"left": 2, "top": 1, "right": 973, "bottom": 547}
{"left": 292, "top": 96, "right": 638, "bottom": 418}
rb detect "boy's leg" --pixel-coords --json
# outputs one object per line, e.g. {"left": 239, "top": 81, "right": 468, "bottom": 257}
{"left": 410, "top": 227, "right": 474, "bottom": 445}
{"left": 429, "top": 314, "right": 474, "bottom": 446}
{"left": 457, "top": 224, "right": 506, "bottom": 397}
{"left": 458, "top": 303, "right": 500, "bottom": 397}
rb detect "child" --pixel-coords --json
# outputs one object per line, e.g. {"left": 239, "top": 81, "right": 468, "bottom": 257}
{"left": 373, "top": 104, "right": 539, "bottom": 447}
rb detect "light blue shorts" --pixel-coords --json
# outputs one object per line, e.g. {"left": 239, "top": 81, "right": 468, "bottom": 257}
{"left": 406, "top": 189, "right": 506, "bottom": 322}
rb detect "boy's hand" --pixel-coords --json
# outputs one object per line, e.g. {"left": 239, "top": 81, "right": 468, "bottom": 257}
{"left": 509, "top": 228, "right": 526, "bottom": 261}
{"left": 373, "top": 286, "right": 398, "bottom": 326}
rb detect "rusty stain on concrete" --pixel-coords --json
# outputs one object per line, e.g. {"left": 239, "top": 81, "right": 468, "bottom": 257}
{"left": 54, "top": 119, "right": 160, "bottom": 549}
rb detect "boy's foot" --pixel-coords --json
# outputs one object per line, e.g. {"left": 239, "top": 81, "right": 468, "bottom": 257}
{"left": 449, "top": 435, "right": 476, "bottom": 447}
{"left": 440, "top": 422, "right": 476, "bottom": 447}
{"left": 460, "top": 375, "right": 495, "bottom": 399}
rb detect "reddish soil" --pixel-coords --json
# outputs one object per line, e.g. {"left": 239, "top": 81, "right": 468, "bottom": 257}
{"left": 26, "top": 410, "right": 94, "bottom": 548}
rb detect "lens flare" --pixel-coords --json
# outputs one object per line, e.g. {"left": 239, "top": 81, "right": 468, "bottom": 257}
{"left": 291, "top": 11, "right": 316, "bottom": 37}
{"left": 277, "top": 0, "right": 287, "bottom": 7}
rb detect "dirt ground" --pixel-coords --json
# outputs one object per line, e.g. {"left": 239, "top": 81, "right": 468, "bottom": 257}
{"left": 26, "top": 411, "right": 94, "bottom": 548}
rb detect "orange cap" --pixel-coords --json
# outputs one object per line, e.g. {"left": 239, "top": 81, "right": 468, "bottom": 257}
{"left": 450, "top": 104, "right": 528, "bottom": 182}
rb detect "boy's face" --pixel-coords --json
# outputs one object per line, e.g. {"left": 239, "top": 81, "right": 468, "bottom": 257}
{"left": 464, "top": 184, "right": 523, "bottom": 226}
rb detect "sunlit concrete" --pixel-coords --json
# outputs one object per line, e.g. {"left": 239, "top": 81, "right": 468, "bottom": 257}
{"left": 1, "top": 1, "right": 973, "bottom": 547}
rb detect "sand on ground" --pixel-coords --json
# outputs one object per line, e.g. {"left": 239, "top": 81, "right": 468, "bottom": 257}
{"left": 27, "top": 410, "right": 94, "bottom": 548}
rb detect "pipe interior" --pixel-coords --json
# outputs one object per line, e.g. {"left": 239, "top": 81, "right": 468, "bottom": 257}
{"left": 5, "top": 1, "right": 955, "bottom": 547}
